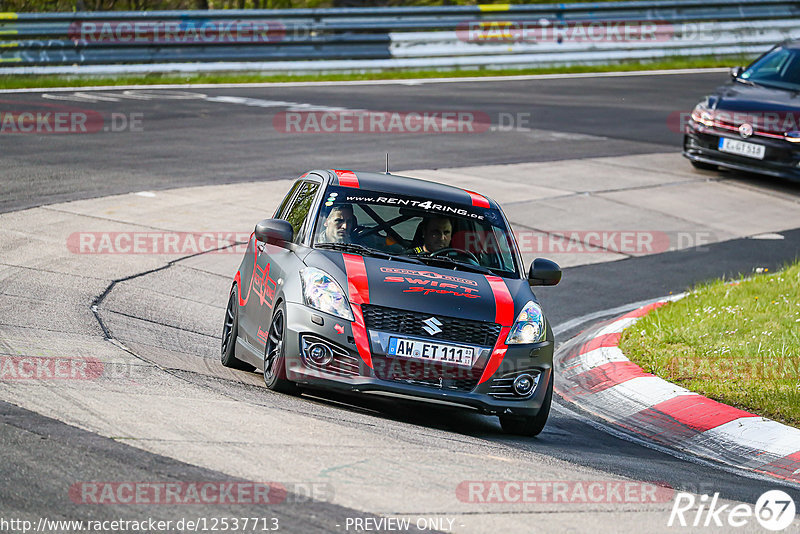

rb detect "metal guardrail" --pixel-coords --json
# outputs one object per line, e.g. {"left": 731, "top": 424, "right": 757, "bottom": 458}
{"left": 1, "top": 0, "right": 800, "bottom": 74}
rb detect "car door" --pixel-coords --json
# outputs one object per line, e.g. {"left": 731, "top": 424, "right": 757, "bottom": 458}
{"left": 237, "top": 180, "right": 300, "bottom": 347}
{"left": 244, "top": 179, "right": 321, "bottom": 351}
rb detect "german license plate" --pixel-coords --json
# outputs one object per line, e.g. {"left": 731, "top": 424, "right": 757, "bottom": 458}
{"left": 387, "top": 337, "right": 475, "bottom": 366}
{"left": 718, "top": 137, "right": 765, "bottom": 160}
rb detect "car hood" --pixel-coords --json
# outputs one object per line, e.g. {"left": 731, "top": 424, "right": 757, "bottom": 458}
{"left": 711, "top": 82, "right": 800, "bottom": 113}
{"left": 305, "top": 250, "right": 531, "bottom": 325}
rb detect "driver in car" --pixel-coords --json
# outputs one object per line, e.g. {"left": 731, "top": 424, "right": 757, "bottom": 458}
{"left": 320, "top": 204, "right": 357, "bottom": 244}
{"left": 409, "top": 216, "right": 452, "bottom": 255}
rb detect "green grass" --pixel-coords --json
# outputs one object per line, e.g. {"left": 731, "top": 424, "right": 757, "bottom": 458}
{"left": 619, "top": 261, "right": 800, "bottom": 428}
{"left": 0, "top": 55, "right": 748, "bottom": 90}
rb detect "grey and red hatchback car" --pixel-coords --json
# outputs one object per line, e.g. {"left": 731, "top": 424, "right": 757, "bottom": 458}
{"left": 221, "top": 169, "right": 561, "bottom": 436}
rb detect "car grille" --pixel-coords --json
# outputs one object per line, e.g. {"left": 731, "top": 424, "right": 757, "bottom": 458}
{"left": 712, "top": 117, "right": 784, "bottom": 140}
{"left": 688, "top": 131, "right": 797, "bottom": 164}
{"left": 361, "top": 304, "right": 501, "bottom": 347}
{"left": 371, "top": 356, "right": 481, "bottom": 392}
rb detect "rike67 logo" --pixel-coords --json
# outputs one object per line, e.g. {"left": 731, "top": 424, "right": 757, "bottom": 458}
{"left": 669, "top": 490, "right": 796, "bottom": 531}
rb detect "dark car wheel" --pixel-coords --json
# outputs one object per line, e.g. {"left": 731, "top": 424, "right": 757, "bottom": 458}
{"left": 263, "top": 303, "right": 298, "bottom": 394}
{"left": 691, "top": 160, "right": 717, "bottom": 171}
{"left": 499, "top": 375, "right": 553, "bottom": 437}
{"left": 220, "top": 285, "right": 255, "bottom": 372}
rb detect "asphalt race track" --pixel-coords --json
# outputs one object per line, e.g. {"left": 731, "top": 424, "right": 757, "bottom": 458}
{"left": 2, "top": 71, "right": 800, "bottom": 534}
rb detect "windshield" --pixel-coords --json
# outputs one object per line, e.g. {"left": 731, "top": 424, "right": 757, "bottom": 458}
{"left": 313, "top": 186, "right": 520, "bottom": 277}
{"left": 740, "top": 46, "right": 800, "bottom": 91}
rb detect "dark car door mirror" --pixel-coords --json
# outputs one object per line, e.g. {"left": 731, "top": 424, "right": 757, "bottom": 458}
{"left": 528, "top": 258, "right": 561, "bottom": 287}
{"left": 730, "top": 66, "right": 744, "bottom": 79}
{"left": 255, "top": 219, "right": 294, "bottom": 244}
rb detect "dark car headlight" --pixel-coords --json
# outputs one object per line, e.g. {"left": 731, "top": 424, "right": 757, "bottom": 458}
{"left": 300, "top": 267, "right": 354, "bottom": 322}
{"left": 691, "top": 102, "right": 715, "bottom": 127}
{"left": 784, "top": 131, "right": 800, "bottom": 143}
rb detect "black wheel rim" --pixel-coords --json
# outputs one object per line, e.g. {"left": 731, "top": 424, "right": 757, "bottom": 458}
{"left": 221, "top": 291, "right": 236, "bottom": 357}
{"left": 264, "top": 310, "right": 284, "bottom": 383}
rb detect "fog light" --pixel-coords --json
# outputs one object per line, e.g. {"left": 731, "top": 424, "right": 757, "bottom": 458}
{"left": 513, "top": 374, "right": 536, "bottom": 396}
{"left": 307, "top": 343, "right": 333, "bottom": 366}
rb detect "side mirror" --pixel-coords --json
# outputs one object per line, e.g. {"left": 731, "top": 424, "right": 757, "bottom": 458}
{"left": 730, "top": 66, "right": 744, "bottom": 79}
{"left": 255, "top": 219, "right": 293, "bottom": 244}
{"left": 528, "top": 258, "right": 561, "bottom": 287}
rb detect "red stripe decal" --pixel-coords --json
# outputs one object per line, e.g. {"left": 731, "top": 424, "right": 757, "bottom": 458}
{"left": 645, "top": 395, "right": 757, "bottom": 432}
{"left": 478, "top": 276, "right": 515, "bottom": 384}
{"left": 486, "top": 276, "right": 514, "bottom": 326}
{"left": 464, "top": 189, "right": 490, "bottom": 208}
{"left": 571, "top": 361, "right": 652, "bottom": 393}
{"left": 350, "top": 306, "right": 372, "bottom": 369}
{"left": 334, "top": 169, "right": 359, "bottom": 188}
{"left": 342, "top": 253, "right": 372, "bottom": 368}
{"left": 342, "top": 254, "right": 369, "bottom": 305}
{"left": 479, "top": 326, "right": 510, "bottom": 384}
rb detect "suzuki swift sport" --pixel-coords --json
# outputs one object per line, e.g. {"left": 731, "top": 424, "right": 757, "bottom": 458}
{"left": 221, "top": 169, "right": 561, "bottom": 436}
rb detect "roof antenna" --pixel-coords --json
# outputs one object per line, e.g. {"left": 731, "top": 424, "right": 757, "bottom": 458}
{"left": 385, "top": 153, "right": 390, "bottom": 175}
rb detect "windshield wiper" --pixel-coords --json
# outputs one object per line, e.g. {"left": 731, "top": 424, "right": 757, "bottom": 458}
{"left": 413, "top": 254, "right": 495, "bottom": 275}
{"left": 315, "top": 242, "right": 424, "bottom": 264}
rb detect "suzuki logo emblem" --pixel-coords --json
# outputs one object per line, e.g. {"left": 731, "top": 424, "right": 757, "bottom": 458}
{"left": 422, "top": 317, "right": 443, "bottom": 336}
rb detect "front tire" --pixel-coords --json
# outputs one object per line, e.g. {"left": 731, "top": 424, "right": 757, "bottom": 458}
{"left": 263, "top": 303, "right": 298, "bottom": 394}
{"left": 499, "top": 375, "right": 553, "bottom": 437}
{"left": 221, "top": 286, "right": 255, "bottom": 371}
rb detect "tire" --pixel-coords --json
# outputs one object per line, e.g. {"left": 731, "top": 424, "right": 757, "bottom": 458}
{"left": 220, "top": 285, "right": 255, "bottom": 372}
{"left": 691, "top": 160, "right": 717, "bottom": 171}
{"left": 499, "top": 375, "right": 553, "bottom": 437}
{"left": 263, "top": 302, "right": 299, "bottom": 394}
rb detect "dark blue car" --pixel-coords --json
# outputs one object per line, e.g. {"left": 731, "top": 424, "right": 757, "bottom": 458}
{"left": 684, "top": 40, "right": 800, "bottom": 181}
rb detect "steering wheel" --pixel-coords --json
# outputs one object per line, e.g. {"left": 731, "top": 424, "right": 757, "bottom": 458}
{"left": 430, "top": 247, "right": 480, "bottom": 266}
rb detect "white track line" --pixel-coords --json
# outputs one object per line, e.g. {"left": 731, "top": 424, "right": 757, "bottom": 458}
{"left": 0, "top": 67, "right": 729, "bottom": 94}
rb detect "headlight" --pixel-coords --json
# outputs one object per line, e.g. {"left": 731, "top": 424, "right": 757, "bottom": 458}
{"left": 690, "top": 102, "right": 715, "bottom": 127}
{"left": 505, "top": 301, "right": 546, "bottom": 344}
{"left": 300, "top": 267, "right": 354, "bottom": 321}
{"left": 784, "top": 131, "right": 800, "bottom": 143}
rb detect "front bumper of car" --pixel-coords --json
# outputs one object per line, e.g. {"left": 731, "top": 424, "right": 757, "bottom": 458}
{"left": 281, "top": 302, "right": 553, "bottom": 418}
{"left": 683, "top": 119, "right": 800, "bottom": 181}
